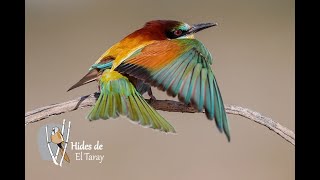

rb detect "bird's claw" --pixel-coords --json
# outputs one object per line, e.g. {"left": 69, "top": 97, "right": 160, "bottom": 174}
{"left": 149, "top": 95, "right": 156, "bottom": 102}
{"left": 147, "top": 88, "right": 156, "bottom": 102}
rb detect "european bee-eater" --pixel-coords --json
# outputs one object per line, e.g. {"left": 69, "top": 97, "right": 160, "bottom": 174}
{"left": 51, "top": 127, "right": 70, "bottom": 163}
{"left": 68, "top": 20, "right": 230, "bottom": 141}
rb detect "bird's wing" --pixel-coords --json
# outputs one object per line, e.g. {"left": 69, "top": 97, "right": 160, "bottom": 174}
{"left": 116, "top": 39, "right": 229, "bottom": 140}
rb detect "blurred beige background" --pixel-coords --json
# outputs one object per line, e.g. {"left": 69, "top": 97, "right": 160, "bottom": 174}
{"left": 25, "top": 0, "right": 294, "bottom": 180}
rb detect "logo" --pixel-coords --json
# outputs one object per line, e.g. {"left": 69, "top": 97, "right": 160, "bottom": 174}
{"left": 38, "top": 119, "right": 105, "bottom": 166}
{"left": 41, "top": 119, "right": 71, "bottom": 167}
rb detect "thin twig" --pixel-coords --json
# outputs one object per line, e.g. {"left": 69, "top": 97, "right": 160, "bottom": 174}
{"left": 25, "top": 92, "right": 295, "bottom": 145}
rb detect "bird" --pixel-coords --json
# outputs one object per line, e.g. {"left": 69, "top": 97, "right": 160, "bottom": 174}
{"left": 51, "top": 127, "right": 70, "bottom": 163}
{"left": 68, "top": 20, "right": 230, "bottom": 141}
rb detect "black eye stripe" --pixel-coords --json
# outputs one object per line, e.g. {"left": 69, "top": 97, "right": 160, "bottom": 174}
{"left": 165, "top": 29, "right": 187, "bottom": 39}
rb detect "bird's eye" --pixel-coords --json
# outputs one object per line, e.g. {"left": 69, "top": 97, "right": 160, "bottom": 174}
{"left": 174, "top": 29, "right": 182, "bottom": 36}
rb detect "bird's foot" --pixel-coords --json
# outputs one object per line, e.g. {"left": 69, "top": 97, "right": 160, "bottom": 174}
{"left": 148, "top": 88, "right": 157, "bottom": 102}
{"left": 97, "top": 84, "right": 101, "bottom": 93}
{"left": 149, "top": 95, "right": 157, "bottom": 102}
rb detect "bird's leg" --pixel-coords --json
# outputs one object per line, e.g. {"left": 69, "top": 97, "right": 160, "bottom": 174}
{"left": 96, "top": 71, "right": 104, "bottom": 93}
{"left": 148, "top": 88, "right": 156, "bottom": 101}
{"left": 96, "top": 79, "right": 101, "bottom": 93}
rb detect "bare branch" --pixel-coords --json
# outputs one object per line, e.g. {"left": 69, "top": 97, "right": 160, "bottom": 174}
{"left": 25, "top": 92, "right": 295, "bottom": 145}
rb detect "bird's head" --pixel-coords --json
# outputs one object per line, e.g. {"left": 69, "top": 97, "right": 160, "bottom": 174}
{"left": 51, "top": 127, "right": 59, "bottom": 135}
{"left": 143, "top": 20, "right": 217, "bottom": 39}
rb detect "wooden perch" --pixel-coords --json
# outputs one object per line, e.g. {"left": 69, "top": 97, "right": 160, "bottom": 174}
{"left": 25, "top": 92, "right": 295, "bottom": 145}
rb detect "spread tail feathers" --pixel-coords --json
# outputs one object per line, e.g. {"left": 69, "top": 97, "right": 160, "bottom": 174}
{"left": 87, "top": 70, "right": 176, "bottom": 133}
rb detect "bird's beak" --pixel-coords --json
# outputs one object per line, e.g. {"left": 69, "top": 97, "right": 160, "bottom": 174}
{"left": 188, "top": 22, "right": 217, "bottom": 34}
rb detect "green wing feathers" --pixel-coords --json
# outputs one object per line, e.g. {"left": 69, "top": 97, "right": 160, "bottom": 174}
{"left": 116, "top": 39, "right": 230, "bottom": 140}
{"left": 87, "top": 71, "right": 176, "bottom": 133}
